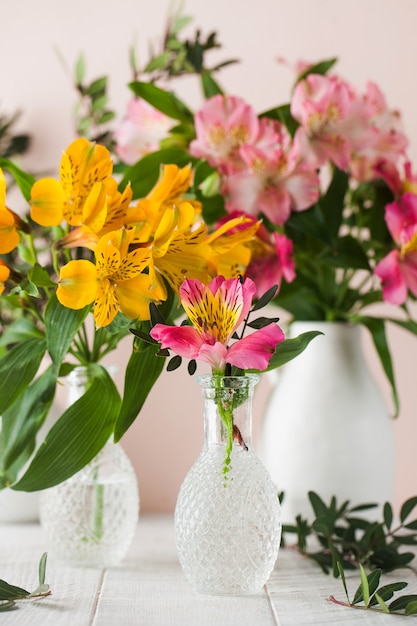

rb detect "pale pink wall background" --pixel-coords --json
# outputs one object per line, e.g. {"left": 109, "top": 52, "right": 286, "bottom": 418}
{"left": 2, "top": 0, "right": 417, "bottom": 513}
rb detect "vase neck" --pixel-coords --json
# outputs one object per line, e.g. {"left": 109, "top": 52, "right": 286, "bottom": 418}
{"left": 197, "top": 375, "right": 259, "bottom": 450}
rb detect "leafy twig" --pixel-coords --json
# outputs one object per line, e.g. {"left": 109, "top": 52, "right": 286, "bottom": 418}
{"left": 282, "top": 491, "right": 417, "bottom": 576}
{"left": 329, "top": 561, "right": 417, "bottom": 616}
{"left": 0, "top": 553, "right": 50, "bottom": 612}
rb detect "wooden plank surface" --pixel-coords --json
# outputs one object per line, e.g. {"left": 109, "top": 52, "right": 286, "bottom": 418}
{"left": 1, "top": 516, "right": 416, "bottom": 625}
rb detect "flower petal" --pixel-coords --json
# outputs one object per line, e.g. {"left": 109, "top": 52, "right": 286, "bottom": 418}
{"left": 226, "top": 323, "right": 285, "bottom": 370}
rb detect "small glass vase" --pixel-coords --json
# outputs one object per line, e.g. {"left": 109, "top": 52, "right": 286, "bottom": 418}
{"left": 175, "top": 374, "right": 281, "bottom": 596}
{"left": 39, "top": 367, "right": 139, "bottom": 568}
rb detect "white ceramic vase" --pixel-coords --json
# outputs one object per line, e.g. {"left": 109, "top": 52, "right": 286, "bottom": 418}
{"left": 258, "top": 321, "right": 396, "bottom": 523}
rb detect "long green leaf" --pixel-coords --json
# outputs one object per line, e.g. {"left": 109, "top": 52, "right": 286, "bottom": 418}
{"left": 114, "top": 341, "right": 165, "bottom": 442}
{"left": 0, "top": 338, "right": 46, "bottom": 414}
{"left": 0, "top": 366, "right": 56, "bottom": 480}
{"left": 127, "top": 81, "right": 194, "bottom": 123}
{"left": 262, "top": 331, "right": 323, "bottom": 371}
{"left": 45, "top": 295, "right": 90, "bottom": 368}
{"left": 358, "top": 316, "right": 399, "bottom": 417}
{"left": 12, "top": 364, "right": 120, "bottom": 491}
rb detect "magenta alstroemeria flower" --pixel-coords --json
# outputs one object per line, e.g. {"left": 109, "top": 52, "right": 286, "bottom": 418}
{"left": 246, "top": 229, "right": 296, "bottom": 297}
{"left": 150, "top": 276, "right": 285, "bottom": 374}
{"left": 375, "top": 193, "right": 417, "bottom": 304}
{"left": 375, "top": 242, "right": 417, "bottom": 305}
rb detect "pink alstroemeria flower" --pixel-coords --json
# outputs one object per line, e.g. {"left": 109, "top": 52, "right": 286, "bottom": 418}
{"left": 189, "top": 95, "right": 263, "bottom": 175}
{"left": 224, "top": 139, "right": 320, "bottom": 225}
{"left": 375, "top": 192, "right": 417, "bottom": 304}
{"left": 375, "top": 239, "right": 417, "bottom": 305}
{"left": 349, "top": 82, "right": 408, "bottom": 182}
{"left": 384, "top": 193, "right": 417, "bottom": 246}
{"left": 375, "top": 160, "right": 417, "bottom": 199}
{"left": 150, "top": 276, "right": 285, "bottom": 374}
{"left": 115, "top": 98, "right": 174, "bottom": 165}
{"left": 247, "top": 228, "right": 296, "bottom": 297}
{"left": 291, "top": 74, "right": 372, "bottom": 171}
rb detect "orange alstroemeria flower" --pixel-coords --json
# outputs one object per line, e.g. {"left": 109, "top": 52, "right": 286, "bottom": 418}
{"left": 0, "top": 168, "right": 29, "bottom": 253}
{"left": 0, "top": 259, "right": 10, "bottom": 294}
{"left": 57, "top": 228, "right": 164, "bottom": 327}
{"left": 30, "top": 137, "right": 113, "bottom": 227}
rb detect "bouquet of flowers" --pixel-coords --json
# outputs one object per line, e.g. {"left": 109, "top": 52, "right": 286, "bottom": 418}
{"left": 99, "top": 8, "right": 417, "bottom": 416}
{"left": 0, "top": 128, "right": 317, "bottom": 493}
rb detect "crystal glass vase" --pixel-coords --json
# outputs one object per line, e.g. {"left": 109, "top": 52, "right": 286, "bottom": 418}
{"left": 175, "top": 374, "right": 281, "bottom": 595}
{"left": 39, "top": 367, "right": 139, "bottom": 568}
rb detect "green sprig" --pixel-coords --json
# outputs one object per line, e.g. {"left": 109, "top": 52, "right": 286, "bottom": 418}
{"left": 0, "top": 553, "right": 50, "bottom": 612}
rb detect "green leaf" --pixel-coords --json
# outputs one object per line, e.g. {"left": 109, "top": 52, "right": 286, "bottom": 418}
{"left": 389, "top": 594, "right": 417, "bottom": 612}
{"left": 405, "top": 600, "right": 417, "bottom": 615}
{"left": 75, "top": 53, "right": 85, "bottom": 84}
{"left": 319, "top": 167, "right": 349, "bottom": 238}
{"left": 404, "top": 519, "right": 417, "bottom": 531}
{"left": 0, "top": 366, "right": 56, "bottom": 478}
{"left": 86, "top": 76, "right": 107, "bottom": 96}
{"left": 358, "top": 316, "right": 399, "bottom": 417}
{"left": 383, "top": 502, "right": 393, "bottom": 530}
{"left": 295, "top": 57, "right": 338, "bottom": 84}
{"left": 263, "top": 331, "right": 323, "bottom": 371}
{"left": 114, "top": 341, "right": 165, "bottom": 442}
{"left": 0, "top": 580, "right": 29, "bottom": 601}
{"left": 201, "top": 71, "right": 223, "bottom": 98}
{"left": 0, "top": 338, "right": 46, "bottom": 415}
{"left": 144, "top": 51, "right": 171, "bottom": 72}
{"left": 252, "top": 285, "right": 278, "bottom": 311}
{"left": 400, "top": 496, "right": 417, "bottom": 523}
{"left": 45, "top": 295, "right": 90, "bottom": 368}
{"left": 12, "top": 364, "right": 120, "bottom": 491}
{"left": 38, "top": 553, "right": 47, "bottom": 586}
{"left": 355, "top": 564, "right": 370, "bottom": 606}
{"left": 260, "top": 104, "right": 299, "bottom": 137}
{"left": 308, "top": 491, "right": 329, "bottom": 519}
{"left": 28, "top": 264, "right": 56, "bottom": 288}
{"left": 325, "top": 236, "right": 370, "bottom": 271}
{"left": 247, "top": 316, "right": 280, "bottom": 330}
{"left": 336, "top": 562, "right": 350, "bottom": 602}
{"left": 374, "top": 593, "right": 390, "bottom": 613}
{"left": 127, "top": 81, "right": 194, "bottom": 123}
{"left": 0, "top": 158, "right": 35, "bottom": 201}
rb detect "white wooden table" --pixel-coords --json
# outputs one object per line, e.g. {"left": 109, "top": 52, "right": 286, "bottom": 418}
{"left": 1, "top": 515, "right": 416, "bottom": 625}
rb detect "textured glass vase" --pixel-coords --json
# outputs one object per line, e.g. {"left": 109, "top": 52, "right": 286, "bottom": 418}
{"left": 39, "top": 367, "right": 139, "bottom": 567}
{"left": 175, "top": 374, "right": 281, "bottom": 596}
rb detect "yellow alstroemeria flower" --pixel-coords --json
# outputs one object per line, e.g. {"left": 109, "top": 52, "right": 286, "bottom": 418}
{"left": 133, "top": 164, "right": 200, "bottom": 243}
{"left": 206, "top": 215, "right": 260, "bottom": 278}
{"left": 146, "top": 201, "right": 217, "bottom": 298}
{"left": 56, "top": 178, "right": 134, "bottom": 252}
{"left": 30, "top": 137, "right": 113, "bottom": 227}
{"left": 57, "top": 228, "right": 163, "bottom": 327}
